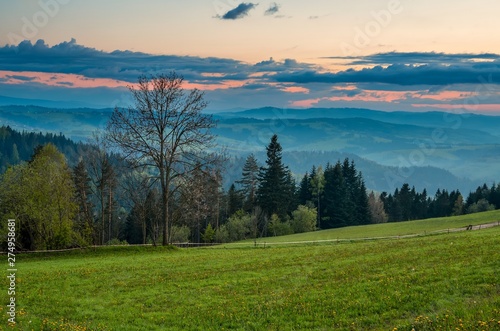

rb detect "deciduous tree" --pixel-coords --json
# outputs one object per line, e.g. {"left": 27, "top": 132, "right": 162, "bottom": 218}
{"left": 106, "top": 72, "right": 221, "bottom": 245}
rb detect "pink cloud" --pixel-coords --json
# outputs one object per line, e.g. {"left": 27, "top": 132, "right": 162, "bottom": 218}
{"left": 0, "top": 70, "right": 131, "bottom": 89}
{"left": 281, "top": 86, "right": 310, "bottom": 94}
{"left": 290, "top": 88, "right": 488, "bottom": 108}
{"left": 291, "top": 98, "right": 322, "bottom": 108}
{"left": 413, "top": 90, "right": 478, "bottom": 101}
{"left": 0, "top": 70, "right": 249, "bottom": 92}
{"left": 183, "top": 80, "right": 246, "bottom": 91}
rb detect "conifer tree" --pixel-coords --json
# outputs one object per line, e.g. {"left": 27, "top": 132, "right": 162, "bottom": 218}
{"left": 298, "top": 172, "right": 312, "bottom": 206}
{"left": 237, "top": 154, "right": 260, "bottom": 212}
{"left": 323, "top": 161, "right": 348, "bottom": 228}
{"left": 257, "top": 134, "right": 291, "bottom": 219}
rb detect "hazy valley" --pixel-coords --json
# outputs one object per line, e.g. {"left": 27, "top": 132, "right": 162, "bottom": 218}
{"left": 1, "top": 105, "right": 498, "bottom": 194}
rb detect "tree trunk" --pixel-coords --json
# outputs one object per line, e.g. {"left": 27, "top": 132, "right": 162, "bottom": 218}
{"left": 162, "top": 187, "right": 169, "bottom": 246}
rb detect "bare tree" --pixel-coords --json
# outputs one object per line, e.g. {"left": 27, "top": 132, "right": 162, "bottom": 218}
{"left": 105, "top": 72, "right": 220, "bottom": 245}
{"left": 86, "top": 133, "right": 117, "bottom": 245}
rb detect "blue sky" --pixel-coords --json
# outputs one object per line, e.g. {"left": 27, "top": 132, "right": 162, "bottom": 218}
{"left": 0, "top": 0, "right": 499, "bottom": 113}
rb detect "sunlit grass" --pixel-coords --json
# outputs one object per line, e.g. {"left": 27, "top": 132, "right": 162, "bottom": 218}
{"left": 238, "top": 209, "right": 500, "bottom": 245}
{"left": 2, "top": 216, "right": 499, "bottom": 330}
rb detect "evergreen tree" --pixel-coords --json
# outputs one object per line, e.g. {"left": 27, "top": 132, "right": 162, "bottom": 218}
{"left": 297, "top": 172, "right": 313, "bottom": 206}
{"left": 323, "top": 162, "right": 348, "bottom": 228}
{"left": 257, "top": 134, "right": 291, "bottom": 219}
{"left": 490, "top": 184, "right": 500, "bottom": 209}
{"left": 398, "top": 183, "right": 413, "bottom": 221}
{"left": 355, "top": 179, "right": 371, "bottom": 225}
{"left": 236, "top": 154, "right": 260, "bottom": 212}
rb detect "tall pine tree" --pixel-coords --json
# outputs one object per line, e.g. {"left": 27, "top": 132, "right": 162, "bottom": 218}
{"left": 236, "top": 154, "right": 260, "bottom": 212}
{"left": 323, "top": 161, "right": 348, "bottom": 228}
{"left": 257, "top": 134, "right": 291, "bottom": 219}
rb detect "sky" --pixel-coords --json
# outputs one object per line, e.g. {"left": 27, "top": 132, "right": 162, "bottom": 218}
{"left": 1, "top": 0, "right": 500, "bottom": 113}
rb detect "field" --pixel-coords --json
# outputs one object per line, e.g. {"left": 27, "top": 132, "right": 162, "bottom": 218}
{"left": 2, "top": 212, "right": 500, "bottom": 330}
{"left": 242, "top": 209, "right": 500, "bottom": 245}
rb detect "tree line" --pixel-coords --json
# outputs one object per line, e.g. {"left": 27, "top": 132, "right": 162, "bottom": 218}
{"left": 381, "top": 183, "right": 500, "bottom": 222}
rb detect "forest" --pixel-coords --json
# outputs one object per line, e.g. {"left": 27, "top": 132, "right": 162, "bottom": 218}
{"left": 1, "top": 124, "right": 499, "bottom": 250}
{"left": 1, "top": 74, "right": 499, "bottom": 250}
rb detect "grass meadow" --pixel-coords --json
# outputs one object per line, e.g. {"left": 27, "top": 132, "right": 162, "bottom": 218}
{"left": 2, "top": 211, "right": 500, "bottom": 330}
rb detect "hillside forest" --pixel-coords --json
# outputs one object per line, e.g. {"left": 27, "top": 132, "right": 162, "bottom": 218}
{"left": 1, "top": 74, "right": 499, "bottom": 250}
{"left": 1, "top": 125, "right": 499, "bottom": 250}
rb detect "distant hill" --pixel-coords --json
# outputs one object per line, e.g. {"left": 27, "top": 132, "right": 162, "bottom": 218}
{"left": 0, "top": 104, "right": 497, "bottom": 192}
{"left": 0, "top": 95, "right": 110, "bottom": 109}
{"left": 0, "top": 105, "right": 113, "bottom": 141}
{"left": 219, "top": 106, "right": 500, "bottom": 137}
{"left": 0, "top": 125, "right": 86, "bottom": 173}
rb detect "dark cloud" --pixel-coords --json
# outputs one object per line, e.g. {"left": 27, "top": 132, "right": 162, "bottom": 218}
{"left": 0, "top": 39, "right": 251, "bottom": 83}
{"left": 220, "top": 3, "right": 257, "bottom": 20}
{"left": 325, "top": 51, "right": 500, "bottom": 66}
{"left": 264, "top": 3, "right": 280, "bottom": 16}
{"left": 2, "top": 41, "right": 500, "bottom": 111}
{"left": 0, "top": 39, "right": 318, "bottom": 91}
{"left": 273, "top": 62, "right": 500, "bottom": 86}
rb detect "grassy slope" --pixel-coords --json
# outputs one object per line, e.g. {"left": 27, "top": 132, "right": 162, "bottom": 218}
{"left": 240, "top": 210, "right": 500, "bottom": 245}
{"left": 2, "top": 215, "right": 500, "bottom": 330}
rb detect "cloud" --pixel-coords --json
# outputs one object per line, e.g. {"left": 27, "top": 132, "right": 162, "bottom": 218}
{"left": 273, "top": 62, "right": 500, "bottom": 86}
{"left": 220, "top": 3, "right": 257, "bottom": 20}
{"left": 335, "top": 52, "right": 500, "bottom": 66}
{"left": 0, "top": 39, "right": 254, "bottom": 83}
{"left": 264, "top": 2, "right": 280, "bottom": 16}
{"left": 1, "top": 40, "right": 499, "bottom": 112}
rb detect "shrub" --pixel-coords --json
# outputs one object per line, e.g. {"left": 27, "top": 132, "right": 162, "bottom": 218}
{"left": 226, "top": 210, "right": 252, "bottom": 241}
{"left": 106, "top": 238, "right": 129, "bottom": 246}
{"left": 214, "top": 225, "right": 230, "bottom": 243}
{"left": 291, "top": 205, "right": 317, "bottom": 233}
{"left": 267, "top": 214, "right": 293, "bottom": 237}
{"left": 467, "top": 199, "right": 495, "bottom": 214}
{"left": 201, "top": 223, "right": 215, "bottom": 243}
{"left": 170, "top": 225, "right": 191, "bottom": 243}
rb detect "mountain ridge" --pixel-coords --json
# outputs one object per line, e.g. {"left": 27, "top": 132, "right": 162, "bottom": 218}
{"left": 0, "top": 104, "right": 497, "bottom": 192}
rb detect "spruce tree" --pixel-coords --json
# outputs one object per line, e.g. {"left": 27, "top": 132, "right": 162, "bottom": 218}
{"left": 298, "top": 172, "right": 312, "bottom": 206}
{"left": 257, "top": 134, "right": 290, "bottom": 219}
{"left": 237, "top": 154, "right": 260, "bottom": 212}
{"left": 323, "top": 162, "right": 348, "bottom": 228}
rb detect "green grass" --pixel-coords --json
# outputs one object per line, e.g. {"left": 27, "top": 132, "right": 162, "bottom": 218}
{"left": 2, "top": 215, "right": 500, "bottom": 330}
{"left": 239, "top": 210, "right": 500, "bottom": 245}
